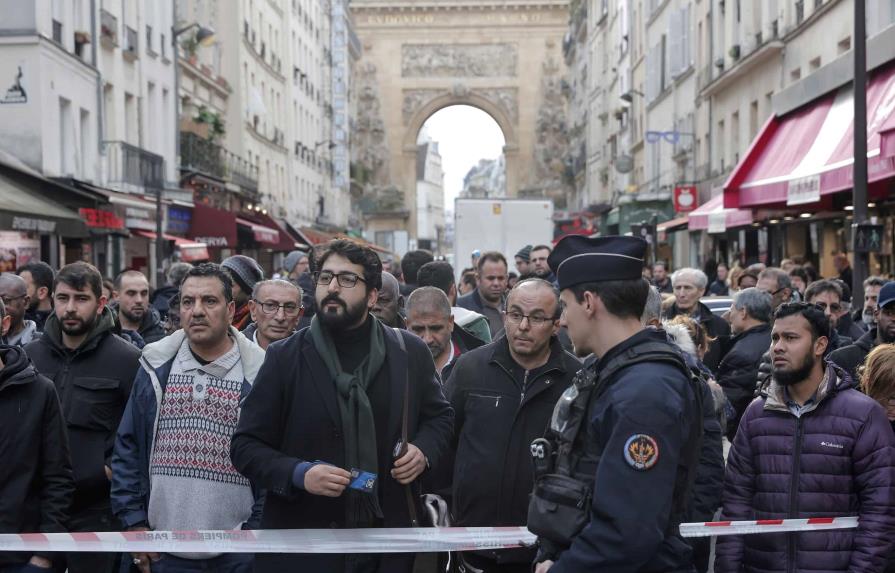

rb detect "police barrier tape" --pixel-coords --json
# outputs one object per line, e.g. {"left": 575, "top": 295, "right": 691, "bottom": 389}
{"left": 0, "top": 518, "right": 860, "bottom": 554}
{"left": 679, "top": 517, "right": 859, "bottom": 538}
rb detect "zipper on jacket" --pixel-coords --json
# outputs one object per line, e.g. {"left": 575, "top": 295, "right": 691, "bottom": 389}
{"left": 520, "top": 370, "right": 529, "bottom": 404}
{"left": 469, "top": 392, "right": 501, "bottom": 407}
{"left": 787, "top": 416, "right": 804, "bottom": 573}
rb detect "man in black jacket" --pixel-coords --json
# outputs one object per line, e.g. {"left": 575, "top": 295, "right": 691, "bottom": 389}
{"left": 830, "top": 281, "right": 895, "bottom": 383}
{"left": 405, "top": 287, "right": 485, "bottom": 381}
{"left": 457, "top": 251, "right": 509, "bottom": 339}
{"left": 24, "top": 262, "right": 141, "bottom": 573}
{"left": 18, "top": 261, "right": 55, "bottom": 333}
{"left": 663, "top": 267, "right": 730, "bottom": 372}
{"left": 717, "top": 288, "right": 773, "bottom": 439}
{"left": 111, "top": 270, "right": 166, "bottom": 346}
{"left": 150, "top": 262, "right": 192, "bottom": 321}
{"left": 446, "top": 278, "right": 579, "bottom": 572}
{"left": 0, "top": 301, "right": 74, "bottom": 573}
{"left": 231, "top": 240, "right": 453, "bottom": 573}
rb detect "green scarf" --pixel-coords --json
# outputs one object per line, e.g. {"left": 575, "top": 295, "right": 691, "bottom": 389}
{"left": 309, "top": 315, "right": 387, "bottom": 527}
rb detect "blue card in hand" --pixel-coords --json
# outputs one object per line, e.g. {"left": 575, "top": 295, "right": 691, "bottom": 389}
{"left": 349, "top": 468, "right": 377, "bottom": 494}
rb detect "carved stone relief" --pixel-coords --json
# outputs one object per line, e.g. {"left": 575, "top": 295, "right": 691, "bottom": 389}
{"left": 478, "top": 88, "right": 518, "bottom": 122}
{"left": 401, "top": 44, "right": 517, "bottom": 77}
{"left": 527, "top": 56, "right": 572, "bottom": 207}
{"left": 352, "top": 62, "right": 391, "bottom": 188}
{"left": 401, "top": 89, "right": 442, "bottom": 122}
{"left": 401, "top": 87, "right": 518, "bottom": 125}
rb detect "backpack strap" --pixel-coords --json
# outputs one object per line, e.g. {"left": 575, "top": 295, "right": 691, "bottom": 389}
{"left": 391, "top": 327, "right": 419, "bottom": 527}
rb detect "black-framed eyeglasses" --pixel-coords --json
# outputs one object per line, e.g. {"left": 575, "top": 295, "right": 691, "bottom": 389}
{"left": 813, "top": 302, "right": 842, "bottom": 313}
{"left": 503, "top": 310, "right": 556, "bottom": 327}
{"left": 254, "top": 300, "right": 303, "bottom": 317}
{"left": 313, "top": 271, "right": 366, "bottom": 288}
{"left": 0, "top": 294, "right": 26, "bottom": 306}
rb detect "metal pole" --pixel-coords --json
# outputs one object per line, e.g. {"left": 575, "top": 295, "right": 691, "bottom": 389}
{"left": 852, "top": 0, "right": 868, "bottom": 301}
{"left": 156, "top": 183, "right": 165, "bottom": 288}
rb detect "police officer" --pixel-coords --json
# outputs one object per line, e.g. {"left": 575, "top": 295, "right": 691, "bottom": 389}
{"left": 529, "top": 235, "right": 703, "bottom": 572}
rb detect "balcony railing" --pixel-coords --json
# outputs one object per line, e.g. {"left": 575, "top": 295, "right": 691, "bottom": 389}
{"left": 104, "top": 140, "right": 164, "bottom": 191}
{"left": 100, "top": 9, "right": 118, "bottom": 47}
{"left": 180, "top": 132, "right": 259, "bottom": 193}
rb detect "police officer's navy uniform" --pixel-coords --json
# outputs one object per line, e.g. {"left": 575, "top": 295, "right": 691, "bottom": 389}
{"left": 529, "top": 236, "right": 703, "bottom": 572}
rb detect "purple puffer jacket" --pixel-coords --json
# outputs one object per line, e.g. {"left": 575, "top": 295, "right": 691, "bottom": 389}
{"left": 715, "top": 362, "right": 895, "bottom": 573}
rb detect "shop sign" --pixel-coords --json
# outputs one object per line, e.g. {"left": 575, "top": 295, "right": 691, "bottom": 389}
{"left": 0, "top": 231, "right": 39, "bottom": 271}
{"left": 194, "top": 236, "right": 229, "bottom": 247}
{"left": 786, "top": 174, "right": 821, "bottom": 206}
{"left": 708, "top": 212, "right": 727, "bottom": 234}
{"left": 673, "top": 186, "right": 699, "bottom": 213}
{"left": 125, "top": 207, "right": 155, "bottom": 231}
{"left": 79, "top": 208, "right": 125, "bottom": 229}
{"left": 12, "top": 216, "right": 56, "bottom": 233}
{"left": 166, "top": 206, "right": 192, "bottom": 235}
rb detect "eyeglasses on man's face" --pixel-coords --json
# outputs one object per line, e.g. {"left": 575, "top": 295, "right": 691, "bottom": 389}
{"left": 313, "top": 271, "right": 366, "bottom": 288}
{"left": 813, "top": 302, "right": 842, "bottom": 314}
{"left": 254, "top": 300, "right": 303, "bottom": 317}
{"left": 504, "top": 310, "right": 555, "bottom": 327}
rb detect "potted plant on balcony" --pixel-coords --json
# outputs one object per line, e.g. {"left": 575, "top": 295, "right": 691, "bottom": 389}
{"left": 181, "top": 35, "right": 198, "bottom": 64}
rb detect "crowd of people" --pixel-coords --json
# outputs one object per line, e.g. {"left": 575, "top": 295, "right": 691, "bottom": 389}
{"left": 1, "top": 238, "right": 895, "bottom": 573}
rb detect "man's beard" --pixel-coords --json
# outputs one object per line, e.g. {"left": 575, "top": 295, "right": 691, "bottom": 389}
{"left": 60, "top": 314, "right": 97, "bottom": 337}
{"left": 863, "top": 310, "right": 877, "bottom": 328}
{"left": 773, "top": 353, "right": 816, "bottom": 386}
{"left": 121, "top": 307, "right": 145, "bottom": 324}
{"left": 428, "top": 340, "right": 448, "bottom": 360}
{"left": 317, "top": 294, "right": 367, "bottom": 332}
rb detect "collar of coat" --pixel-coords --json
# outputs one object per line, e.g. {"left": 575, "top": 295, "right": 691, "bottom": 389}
{"left": 489, "top": 333, "right": 568, "bottom": 376}
{"left": 763, "top": 360, "right": 852, "bottom": 415}
{"left": 140, "top": 326, "right": 266, "bottom": 384}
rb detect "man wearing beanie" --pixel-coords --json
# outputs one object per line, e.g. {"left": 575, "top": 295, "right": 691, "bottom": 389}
{"left": 221, "top": 255, "right": 264, "bottom": 331}
{"left": 515, "top": 245, "right": 532, "bottom": 277}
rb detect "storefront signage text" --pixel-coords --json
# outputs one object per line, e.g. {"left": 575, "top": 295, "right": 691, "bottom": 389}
{"left": 167, "top": 206, "right": 192, "bottom": 235}
{"left": 12, "top": 216, "right": 56, "bottom": 233}
{"left": 126, "top": 207, "right": 156, "bottom": 231}
{"left": 79, "top": 208, "right": 125, "bottom": 229}
{"left": 786, "top": 175, "right": 821, "bottom": 206}
{"left": 195, "top": 236, "right": 229, "bottom": 247}
{"left": 708, "top": 212, "right": 727, "bottom": 234}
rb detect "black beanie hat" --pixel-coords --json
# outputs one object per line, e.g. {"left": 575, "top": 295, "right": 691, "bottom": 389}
{"left": 221, "top": 255, "right": 264, "bottom": 294}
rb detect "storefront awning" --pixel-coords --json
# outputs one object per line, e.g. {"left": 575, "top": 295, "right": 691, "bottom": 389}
{"left": 725, "top": 62, "right": 895, "bottom": 208}
{"left": 189, "top": 203, "right": 237, "bottom": 248}
{"left": 132, "top": 230, "right": 210, "bottom": 262}
{"left": 0, "top": 173, "right": 88, "bottom": 237}
{"left": 237, "top": 217, "right": 280, "bottom": 246}
{"left": 882, "top": 113, "right": 895, "bottom": 159}
{"left": 657, "top": 216, "right": 690, "bottom": 233}
{"left": 689, "top": 194, "right": 754, "bottom": 233}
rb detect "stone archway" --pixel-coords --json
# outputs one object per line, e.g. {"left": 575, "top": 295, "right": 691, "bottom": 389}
{"left": 350, "top": 1, "right": 570, "bottom": 239}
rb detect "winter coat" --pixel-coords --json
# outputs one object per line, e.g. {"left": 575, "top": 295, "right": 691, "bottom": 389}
{"left": 230, "top": 323, "right": 454, "bottom": 573}
{"left": 24, "top": 308, "right": 141, "bottom": 512}
{"left": 440, "top": 323, "right": 488, "bottom": 381}
{"left": 0, "top": 346, "right": 74, "bottom": 568}
{"left": 110, "top": 327, "right": 266, "bottom": 532}
{"left": 837, "top": 312, "right": 866, "bottom": 342}
{"left": 451, "top": 306, "right": 492, "bottom": 345}
{"left": 445, "top": 336, "right": 579, "bottom": 564}
{"left": 828, "top": 328, "right": 878, "bottom": 385}
{"left": 7, "top": 320, "right": 38, "bottom": 346}
{"left": 709, "top": 279, "right": 730, "bottom": 296}
{"left": 715, "top": 363, "right": 895, "bottom": 573}
{"left": 717, "top": 323, "right": 772, "bottom": 438}
{"left": 456, "top": 289, "right": 505, "bottom": 339}
{"left": 664, "top": 301, "right": 732, "bottom": 372}
{"left": 150, "top": 284, "right": 179, "bottom": 321}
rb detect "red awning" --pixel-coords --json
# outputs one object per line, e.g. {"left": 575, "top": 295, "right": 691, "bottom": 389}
{"left": 189, "top": 203, "right": 237, "bottom": 248}
{"left": 237, "top": 217, "right": 280, "bottom": 246}
{"left": 132, "top": 230, "right": 210, "bottom": 262}
{"left": 689, "top": 194, "right": 754, "bottom": 232}
{"left": 882, "top": 113, "right": 895, "bottom": 159}
{"left": 725, "top": 62, "right": 895, "bottom": 208}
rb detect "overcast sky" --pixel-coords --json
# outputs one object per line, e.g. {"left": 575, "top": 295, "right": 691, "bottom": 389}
{"left": 418, "top": 105, "right": 506, "bottom": 211}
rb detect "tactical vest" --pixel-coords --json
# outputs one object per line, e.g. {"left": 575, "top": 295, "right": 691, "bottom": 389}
{"left": 528, "top": 340, "right": 705, "bottom": 548}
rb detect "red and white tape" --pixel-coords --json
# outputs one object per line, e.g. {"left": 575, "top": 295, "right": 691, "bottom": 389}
{"left": 0, "top": 517, "right": 860, "bottom": 553}
{"left": 679, "top": 516, "right": 859, "bottom": 538}
{"left": 0, "top": 527, "right": 537, "bottom": 554}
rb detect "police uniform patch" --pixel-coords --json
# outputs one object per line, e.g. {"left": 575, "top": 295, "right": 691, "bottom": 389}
{"left": 623, "top": 434, "right": 659, "bottom": 470}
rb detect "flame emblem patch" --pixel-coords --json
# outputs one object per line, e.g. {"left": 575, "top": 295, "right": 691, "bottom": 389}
{"left": 624, "top": 434, "right": 659, "bottom": 471}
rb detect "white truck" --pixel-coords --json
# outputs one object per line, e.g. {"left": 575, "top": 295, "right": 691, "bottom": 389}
{"left": 453, "top": 198, "right": 554, "bottom": 275}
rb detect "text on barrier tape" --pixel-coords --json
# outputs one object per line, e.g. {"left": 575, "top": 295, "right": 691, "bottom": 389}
{"left": 0, "top": 518, "right": 860, "bottom": 553}
{"left": 0, "top": 527, "right": 537, "bottom": 554}
{"left": 679, "top": 517, "right": 859, "bottom": 538}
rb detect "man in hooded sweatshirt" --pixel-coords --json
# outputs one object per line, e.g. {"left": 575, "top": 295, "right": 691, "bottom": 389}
{"left": 25, "top": 262, "right": 141, "bottom": 573}
{"left": 0, "top": 298, "right": 74, "bottom": 573}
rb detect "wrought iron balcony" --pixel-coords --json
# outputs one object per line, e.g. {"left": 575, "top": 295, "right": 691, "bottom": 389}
{"left": 180, "top": 132, "right": 258, "bottom": 194}
{"left": 103, "top": 140, "right": 165, "bottom": 192}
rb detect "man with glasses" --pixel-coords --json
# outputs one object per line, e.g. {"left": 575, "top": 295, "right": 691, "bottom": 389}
{"left": 0, "top": 273, "right": 38, "bottom": 345}
{"left": 830, "top": 281, "right": 895, "bottom": 383}
{"left": 757, "top": 268, "right": 795, "bottom": 311}
{"left": 231, "top": 239, "right": 453, "bottom": 573}
{"left": 804, "top": 279, "right": 853, "bottom": 351}
{"left": 444, "top": 278, "right": 580, "bottom": 572}
{"left": 245, "top": 279, "right": 303, "bottom": 350}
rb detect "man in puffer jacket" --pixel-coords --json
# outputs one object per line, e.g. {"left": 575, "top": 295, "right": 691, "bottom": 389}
{"left": 716, "top": 302, "right": 895, "bottom": 573}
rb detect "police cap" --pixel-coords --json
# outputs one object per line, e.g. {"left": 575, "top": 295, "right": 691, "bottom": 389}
{"left": 548, "top": 235, "right": 647, "bottom": 290}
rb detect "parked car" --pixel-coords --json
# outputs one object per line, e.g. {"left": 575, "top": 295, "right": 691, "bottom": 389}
{"left": 701, "top": 296, "right": 733, "bottom": 318}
